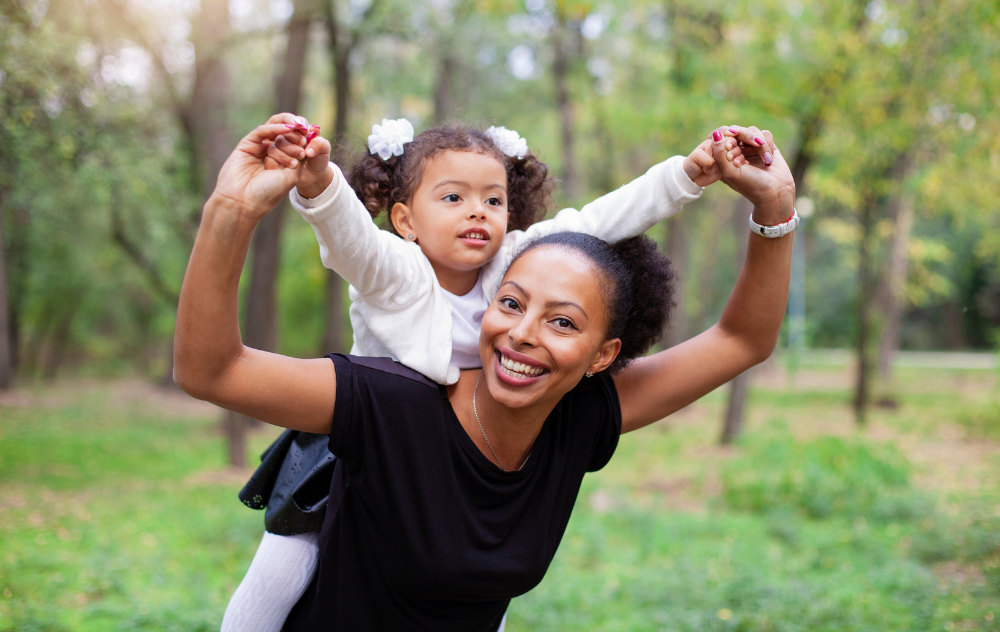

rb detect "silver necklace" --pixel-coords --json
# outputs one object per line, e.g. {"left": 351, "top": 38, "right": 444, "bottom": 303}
{"left": 472, "top": 371, "right": 531, "bottom": 472}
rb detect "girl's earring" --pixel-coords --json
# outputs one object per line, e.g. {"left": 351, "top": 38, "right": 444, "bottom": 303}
{"left": 408, "top": 234, "right": 414, "bottom": 240}
{"left": 585, "top": 371, "right": 594, "bottom": 378}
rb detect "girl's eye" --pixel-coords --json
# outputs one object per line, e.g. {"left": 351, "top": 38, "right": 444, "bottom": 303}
{"left": 553, "top": 318, "right": 578, "bottom": 331}
{"left": 499, "top": 297, "right": 521, "bottom": 311}
{"left": 444, "top": 194, "right": 461, "bottom": 203}
{"left": 486, "top": 197, "right": 503, "bottom": 206}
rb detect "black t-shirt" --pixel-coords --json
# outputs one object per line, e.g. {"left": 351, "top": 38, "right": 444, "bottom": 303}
{"left": 285, "top": 354, "right": 621, "bottom": 632}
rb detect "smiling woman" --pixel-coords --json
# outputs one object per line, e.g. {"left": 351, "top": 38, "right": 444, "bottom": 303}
{"left": 175, "top": 113, "right": 794, "bottom": 630}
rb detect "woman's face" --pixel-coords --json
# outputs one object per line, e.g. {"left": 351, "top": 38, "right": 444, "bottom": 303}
{"left": 478, "top": 245, "right": 621, "bottom": 411}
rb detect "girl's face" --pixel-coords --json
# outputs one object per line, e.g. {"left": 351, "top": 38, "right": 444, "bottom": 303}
{"left": 391, "top": 150, "right": 509, "bottom": 291}
{"left": 478, "top": 246, "right": 622, "bottom": 412}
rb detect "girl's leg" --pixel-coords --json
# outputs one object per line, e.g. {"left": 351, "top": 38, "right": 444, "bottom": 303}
{"left": 220, "top": 531, "right": 319, "bottom": 632}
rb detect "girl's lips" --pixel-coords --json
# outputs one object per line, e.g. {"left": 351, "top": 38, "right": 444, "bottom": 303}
{"left": 458, "top": 229, "right": 490, "bottom": 247}
{"left": 459, "top": 237, "right": 491, "bottom": 248}
{"left": 493, "top": 350, "right": 548, "bottom": 387}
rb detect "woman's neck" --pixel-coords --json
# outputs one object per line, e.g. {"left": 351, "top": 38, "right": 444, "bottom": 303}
{"left": 448, "top": 370, "right": 557, "bottom": 471}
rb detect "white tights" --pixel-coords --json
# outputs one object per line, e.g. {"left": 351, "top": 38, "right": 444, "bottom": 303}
{"left": 221, "top": 531, "right": 508, "bottom": 632}
{"left": 221, "top": 531, "right": 319, "bottom": 632}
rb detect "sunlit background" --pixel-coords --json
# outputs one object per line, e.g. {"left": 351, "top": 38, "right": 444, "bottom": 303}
{"left": 1, "top": 0, "right": 999, "bottom": 629}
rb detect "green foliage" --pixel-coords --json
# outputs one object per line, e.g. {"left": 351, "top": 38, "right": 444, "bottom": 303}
{"left": 2, "top": 0, "right": 1000, "bottom": 380}
{"left": 720, "top": 429, "right": 933, "bottom": 522}
{"left": 4, "top": 372, "right": 1000, "bottom": 630}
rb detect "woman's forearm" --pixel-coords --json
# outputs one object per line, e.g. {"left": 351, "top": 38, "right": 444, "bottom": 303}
{"left": 716, "top": 201, "right": 795, "bottom": 363}
{"left": 174, "top": 195, "right": 257, "bottom": 400}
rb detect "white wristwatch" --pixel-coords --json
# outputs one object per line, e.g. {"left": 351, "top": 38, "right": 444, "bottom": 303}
{"left": 749, "top": 208, "right": 799, "bottom": 238}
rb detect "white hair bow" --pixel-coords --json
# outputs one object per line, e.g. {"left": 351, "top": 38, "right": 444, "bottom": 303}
{"left": 368, "top": 118, "right": 415, "bottom": 161}
{"left": 485, "top": 126, "right": 528, "bottom": 159}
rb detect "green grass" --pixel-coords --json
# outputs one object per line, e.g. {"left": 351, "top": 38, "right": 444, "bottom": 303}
{"left": 2, "top": 369, "right": 999, "bottom": 631}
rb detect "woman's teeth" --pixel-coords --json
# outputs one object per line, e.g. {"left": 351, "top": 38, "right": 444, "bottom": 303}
{"left": 464, "top": 232, "right": 487, "bottom": 240}
{"left": 500, "top": 354, "right": 545, "bottom": 378}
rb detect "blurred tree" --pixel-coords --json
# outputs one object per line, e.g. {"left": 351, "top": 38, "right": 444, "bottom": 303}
{"left": 320, "top": 0, "right": 390, "bottom": 356}
{"left": 223, "top": 0, "right": 317, "bottom": 467}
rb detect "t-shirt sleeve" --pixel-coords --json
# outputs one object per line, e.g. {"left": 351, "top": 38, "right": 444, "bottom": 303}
{"left": 586, "top": 373, "right": 623, "bottom": 472}
{"left": 327, "top": 354, "right": 359, "bottom": 465}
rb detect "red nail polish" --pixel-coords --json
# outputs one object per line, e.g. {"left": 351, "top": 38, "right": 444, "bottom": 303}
{"left": 713, "top": 130, "right": 723, "bottom": 142}
{"left": 754, "top": 136, "right": 765, "bottom": 146}
{"left": 729, "top": 127, "right": 739, "bottom": 135}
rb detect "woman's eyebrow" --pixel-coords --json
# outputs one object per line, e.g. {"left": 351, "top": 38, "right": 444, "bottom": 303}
{"left": 545, "top": 300, "right": 586, "bottom": 317}
{"left": 499, "top": 280, "right": 528, "bottom": 297}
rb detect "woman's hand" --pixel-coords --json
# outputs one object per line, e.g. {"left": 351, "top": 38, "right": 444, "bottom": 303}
{"left": 267, "top": 130, "right": 335, "bottom": 200}
{"left": 709, "top": 125, "right": 796, "bottom": 225}
{"left": 211, "top": 113, "right": 308, "bottom": 220}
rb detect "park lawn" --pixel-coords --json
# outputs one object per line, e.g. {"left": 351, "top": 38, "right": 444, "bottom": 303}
{"left": 1, "top": 366, "right": 999, "bottom": 631}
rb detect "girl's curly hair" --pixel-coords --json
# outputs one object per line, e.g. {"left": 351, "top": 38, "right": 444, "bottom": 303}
{"left": 346, "top": 125, "right": 553, "bottom": 234}
{"left": 509, "top": 232, "right": 676, "bottom": 374}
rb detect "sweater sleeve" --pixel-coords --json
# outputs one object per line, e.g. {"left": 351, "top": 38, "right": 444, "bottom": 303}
{"left": 290, "top": 163, "right": 433, "bottom": 309}
{"left": 520, "top": 155, "right": 702, "bottom": 243}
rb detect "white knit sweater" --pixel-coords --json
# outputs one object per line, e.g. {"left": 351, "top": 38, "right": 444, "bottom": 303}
{"left": 290, "top": 155, "right": 703, "bottom": 385}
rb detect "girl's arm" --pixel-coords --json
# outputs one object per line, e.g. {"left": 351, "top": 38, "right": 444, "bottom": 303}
{"left": 613, "top": 127, "right": 796, "bottom": 433}
{"left": 174, "top": 115, "right": 336, "bottom": 433}
{"left": 515, "top": 140, "right": 717, "bottom": 245}
{"left": 269, "top": 135, "right": 432, "bottom": 309}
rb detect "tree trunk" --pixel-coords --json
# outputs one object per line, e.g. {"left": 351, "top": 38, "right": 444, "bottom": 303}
{"left": 321, "top": 0, "right": 352, "bottom": 356}
{"left": 225, "top": 0, "right": 314, "bottom": 465}
{"left": 875, "top": 156, "right": 914, "bottom": 403}
{"left": 720, "top": 197, "right": 754, "bottom": 445}
{"left": 322, "top": 268, "right": 345, "bottom": 354}
{"left": 721, "top": 367, "right": 749, "bottom": 445}
{"left": 188, "top": 0, "right": 234, "bottom": 202}
{"left": 0, "top": 215, "right": 12, "bottom": 390}
{"left": 433, "top": 52, "right": 455, "bottom": 125}
{"left": 854, "top": 194, "right": 877, "bottom": 425}
{"left": 663, "top": 215, "right": 688, "bottom": 348}
{"left": 552, "top": 16, "right": 579, "bottom": 200}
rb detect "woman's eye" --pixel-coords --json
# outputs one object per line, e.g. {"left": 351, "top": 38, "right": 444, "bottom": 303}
{"left": 499, "top": 297, "right": 521, "bottom": 311}
{"left": 444, "top": 194, "right": 461, "bottom": 203}
{"left": 553, "top": 318, "right": 577, "bottom": 330}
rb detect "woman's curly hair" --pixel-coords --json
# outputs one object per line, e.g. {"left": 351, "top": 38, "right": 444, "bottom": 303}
{"left": 509, "top": 232, "right": 676, "bottom": 374}
{"left": 347, "top": 126, "right": 553, "bottom": 234}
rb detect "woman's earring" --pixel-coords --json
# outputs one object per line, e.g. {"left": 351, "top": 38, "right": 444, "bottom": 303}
{"left": 585, "top": 371, "right": 594, "bottom": 378}
{"left": 408, "top": 234, "right": 414, "bottom": 240}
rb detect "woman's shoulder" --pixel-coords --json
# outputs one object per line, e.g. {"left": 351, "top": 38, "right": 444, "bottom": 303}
{"left": 330, "top": 353, "right": 440, "bottom": 390}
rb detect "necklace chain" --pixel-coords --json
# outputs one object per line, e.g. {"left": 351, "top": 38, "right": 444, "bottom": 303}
{"left": 472, "top": 371, "right": 531, "bottom": 472}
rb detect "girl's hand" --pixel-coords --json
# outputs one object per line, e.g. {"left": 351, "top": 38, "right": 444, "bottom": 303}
{"left": 212, "top": 113, "right": 306, "bottom": 220}
{"left": 709, "top": 125, "right": 796, "bottom": 224}
{"left": 683, "top": 139, "right": 722, "bottom": 187}
{"left": 268, "top": 126, "right": 335, "bottom": 200}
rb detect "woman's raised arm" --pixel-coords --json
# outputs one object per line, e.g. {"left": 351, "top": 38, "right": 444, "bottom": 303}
{"left": 614, "top": 126, "right": 796, "bottom": 433}
{"left": 174, "top": 115, "right": 336, "bottom": 433}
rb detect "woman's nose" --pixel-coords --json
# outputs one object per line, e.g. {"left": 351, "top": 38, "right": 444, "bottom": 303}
{"left": 509, "top": 316, "right": 539, "bottom": 347}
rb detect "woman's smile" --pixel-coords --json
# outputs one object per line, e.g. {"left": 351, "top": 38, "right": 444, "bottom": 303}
{"left": 494, "top": 347, "right": 550, "bottom": 385}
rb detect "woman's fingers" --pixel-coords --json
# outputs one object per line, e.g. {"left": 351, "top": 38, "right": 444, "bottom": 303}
{"left": 267, "top": 143, "right": 300, "bottom": 169}
{"left": 711, "top": 127, "right": 742, "bottom": 180}
{"left": 727, "top": 125, "right": 770, "bottom": 166}
{"left": 243, "top": 123, "right": 303, "bottom": 154}
{"left": 274, "top": 135, "right": 306, "bottom": 159}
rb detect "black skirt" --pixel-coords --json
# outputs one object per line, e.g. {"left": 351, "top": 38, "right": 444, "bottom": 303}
{"left": 239, "top": 430, "right": 339, "bottom": 535}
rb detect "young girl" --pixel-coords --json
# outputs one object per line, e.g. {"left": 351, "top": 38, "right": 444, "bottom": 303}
{"left": 222, "top": 113, "right": 736, "bottom": 631}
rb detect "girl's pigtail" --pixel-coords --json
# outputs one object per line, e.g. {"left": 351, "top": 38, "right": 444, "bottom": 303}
{"left": 505, "top": 153, "right": 554, "bottom": 231}
{"left": 347, "top": 152, "right": 402, "bottom": 222}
